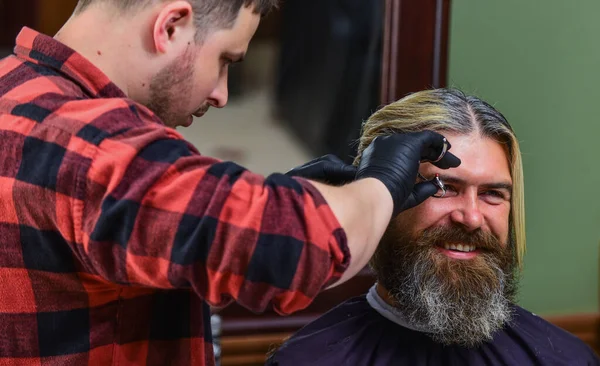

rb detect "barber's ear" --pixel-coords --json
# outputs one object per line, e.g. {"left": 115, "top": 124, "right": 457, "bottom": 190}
{"left": 153, "top": 0, "right": 194, "bottom": 54}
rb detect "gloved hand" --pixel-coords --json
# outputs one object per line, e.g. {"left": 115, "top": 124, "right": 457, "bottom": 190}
{"left": 286, "top": 154, "right": 357, "bottom": 186}
{"left": 357, "top": 131, "right": 461, "bottom": 216}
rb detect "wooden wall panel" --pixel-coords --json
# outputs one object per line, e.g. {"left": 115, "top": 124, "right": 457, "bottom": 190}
{"left": 221, "top": 333, "right": 289, "bottom": 366}
{"left": 545, "top": 313, "right": 600, "bottom": 355}
{"left": 380, "top": 0, "right": 451, "bottom": 104}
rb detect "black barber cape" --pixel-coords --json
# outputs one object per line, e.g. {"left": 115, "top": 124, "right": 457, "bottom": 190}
{"left": 267, "top": 287, "right": 599, "bottom": 365}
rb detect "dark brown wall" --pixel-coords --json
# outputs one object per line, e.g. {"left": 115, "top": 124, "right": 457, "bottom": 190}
{"left": 37, "top": 0, "right": 78, "bottom": 36}
{"left": 0, "top": 0, "right": 77, "bottom": 49}
{"left": 0, "top": 0, "right": 38, "bottom": 48}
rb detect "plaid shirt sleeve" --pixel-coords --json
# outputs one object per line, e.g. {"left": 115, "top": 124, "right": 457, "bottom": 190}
{"left": 78, "top": 118, "right": 349, "bottom": 315}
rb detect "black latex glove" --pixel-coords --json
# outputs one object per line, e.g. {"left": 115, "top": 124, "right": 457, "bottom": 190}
{"left": 286, "top": 154, "right": 357, "bottom": 186}
{"left": 357, "top": 131, "right": 461, "bottom": 216}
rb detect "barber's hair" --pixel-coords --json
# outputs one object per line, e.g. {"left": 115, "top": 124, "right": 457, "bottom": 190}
{"left": 355, "top": 88, "right": 526, "bottom": 267}
{"left": 74, "top": 0, "right": 277, "bottom": 41}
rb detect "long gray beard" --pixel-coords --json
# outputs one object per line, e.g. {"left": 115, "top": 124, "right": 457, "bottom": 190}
{"left": 390, "top": 254, "right": 515, "bottom": 347}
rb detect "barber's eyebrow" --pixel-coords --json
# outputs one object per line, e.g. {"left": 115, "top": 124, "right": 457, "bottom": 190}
{"left": 438, "top": 175, "right": 513, "bottom": 191}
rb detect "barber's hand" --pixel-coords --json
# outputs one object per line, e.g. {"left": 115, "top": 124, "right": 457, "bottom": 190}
{"left": 286, "top": 154, "right": 357, "bottom": 185}
{"left": 356, "top": 131, "right": 461, "bottom": 216}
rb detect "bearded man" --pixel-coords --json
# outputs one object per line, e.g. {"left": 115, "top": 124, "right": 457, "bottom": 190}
{"left": 267, "top": 88, "right": 599, "bottom": 365}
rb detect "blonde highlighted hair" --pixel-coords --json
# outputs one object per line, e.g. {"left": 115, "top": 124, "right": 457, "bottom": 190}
{"left": 355, "top": 88, "right": 526, "bottom": 267}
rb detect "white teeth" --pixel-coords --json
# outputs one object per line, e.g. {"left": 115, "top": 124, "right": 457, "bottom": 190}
{"left": 442, "top": 244, "right": 477, "bottom": 252}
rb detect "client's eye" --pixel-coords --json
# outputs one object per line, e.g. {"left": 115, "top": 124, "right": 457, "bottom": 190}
{"left": 439, "top": 184, "right": 458, "bottom": 198}
{"left": 481, "top": 190, "right": 508, "bottom": 204}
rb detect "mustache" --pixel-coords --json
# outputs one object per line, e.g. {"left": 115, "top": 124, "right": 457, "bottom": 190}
{"left": 196, "top": 105, "right": 210, "bottom": 114}
{"left": 415, "top": 226, "right": 504, "bottom": 253}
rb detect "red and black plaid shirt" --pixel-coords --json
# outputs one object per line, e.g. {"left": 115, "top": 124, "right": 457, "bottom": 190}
{"left": 0, "top": 28, "right": 349, "bottom": 365}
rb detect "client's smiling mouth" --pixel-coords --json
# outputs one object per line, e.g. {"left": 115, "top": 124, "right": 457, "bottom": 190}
{"left": 435, "top": 243, "right": 482, "bottom": 259}
{"left": 441, "top": 243, "right": 477, "bottom": 253}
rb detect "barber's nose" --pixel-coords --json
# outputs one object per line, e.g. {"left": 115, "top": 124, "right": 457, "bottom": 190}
{"left": 449, "top": 193, "right": 483, "bottom": 232}
{"left": 208, "top": 75, "right": 229, "bottom": 108}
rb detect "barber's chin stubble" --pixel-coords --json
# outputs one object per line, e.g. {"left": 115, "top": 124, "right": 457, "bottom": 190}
{"left": 371, "top": 225, "right": 518, "bottom": 347}
{"left": 146, "top": 49, "right": 195, "bottom": 128}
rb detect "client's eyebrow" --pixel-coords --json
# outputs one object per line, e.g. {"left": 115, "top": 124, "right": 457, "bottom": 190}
{"left": 438, "top": 175, "right": 513, "bottom": 191}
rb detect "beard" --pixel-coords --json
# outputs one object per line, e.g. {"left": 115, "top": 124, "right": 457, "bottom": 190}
{"left": 370, "top": 224, "right": 519, "bottom": 348}
{"left": 146, "top": 48, "right": 202, "bottom": 128}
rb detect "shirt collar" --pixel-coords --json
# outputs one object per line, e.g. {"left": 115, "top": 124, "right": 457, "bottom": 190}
{"left": 13, "top": 27, "right": 126, "bottom": 99}
{"left": 366, "top": 284, "right": 434, "bottom": 334}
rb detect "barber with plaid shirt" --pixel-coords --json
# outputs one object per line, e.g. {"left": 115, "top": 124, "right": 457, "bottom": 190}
{"left": 0, "top": 0, "right": 459, "bottom": 365}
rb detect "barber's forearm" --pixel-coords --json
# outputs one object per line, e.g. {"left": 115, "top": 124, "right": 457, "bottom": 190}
{"left": 310, "top": 178, "right": 393, "bottom": 287}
